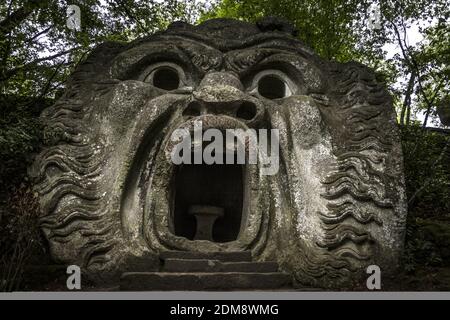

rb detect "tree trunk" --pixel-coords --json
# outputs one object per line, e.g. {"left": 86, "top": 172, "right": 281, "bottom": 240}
{"left": 400, "top": 71, "right": 416, "bottom": 126}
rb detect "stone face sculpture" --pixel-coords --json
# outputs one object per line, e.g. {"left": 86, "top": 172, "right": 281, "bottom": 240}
{"left": 31, "top": 18, "right": 407, "bottom": 288}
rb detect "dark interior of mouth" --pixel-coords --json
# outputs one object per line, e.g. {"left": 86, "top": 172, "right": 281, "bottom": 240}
{"left": 172, "top": 155, "right": 244, "bottom": 243}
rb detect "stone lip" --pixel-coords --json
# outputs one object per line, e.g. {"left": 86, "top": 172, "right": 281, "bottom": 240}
{"left": 163, "top": 114, "right": 255, "bottom": 160}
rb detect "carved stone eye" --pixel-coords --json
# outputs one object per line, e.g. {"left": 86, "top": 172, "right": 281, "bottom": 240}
{"left": 258, "top": 75, "right": 286, "bottom": 99}
{"left": 250, "top": 70, "right": 294, "bottom": 99}
{"left": 142, "top": 63, "right": 185, "bottom": 91}
{"left": 152, "top": 67, "right": 179, "bottom": 90}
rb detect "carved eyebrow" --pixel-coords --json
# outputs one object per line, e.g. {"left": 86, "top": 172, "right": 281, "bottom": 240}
{"left": 224, "top": 48, "right": 278, "bottom": 73}
{"left": 176, "top": 44, "right": 223, "bottom": 74}
{"left": 224, "top": 48, "right": 300, "bottom": 74}
{"left": 149, "top": 35, "right": 224, "bottom": 73}
{"left": 110, "top": 43, "right": 193, "bottom": 80}
{"left": 110, "top": 39, "right": 225, "bottom": 80}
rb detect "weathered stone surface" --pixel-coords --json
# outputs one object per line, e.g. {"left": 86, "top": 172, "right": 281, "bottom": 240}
{"left": 122, "top": 253, "right": 160, "bottom": 272}
{"left": 160, "top": 251, "right": 252, "bottom": 262}
{"left": 31, "top": 16, "right": 408, "bottom": 289}
{"left": 163, "top": 259, "right": 279, "bottom": 273}
{"left": 120, "top": 272, "right": 292, "bottom": 291}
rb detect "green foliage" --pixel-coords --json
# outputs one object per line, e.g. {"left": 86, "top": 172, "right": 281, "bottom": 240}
{"left": 0, "top": 0, "right": 202, "bottom": 98}
{"left": 401, "top": 125, "right": 450, "bottom": 271}
{"left": 402, "top": 125, "right": 450, "bottom": 214}
{"left": 0, "top": 95, "right": 51, "bottom": 189}
{"left": 0, "top": 182, "right": 43, "bottom": 291}
{"left": 202, "top": 0, "right": 368, "bottom": 61}
{"left": 404, "top": 218, "right": 450, "bottom": 272}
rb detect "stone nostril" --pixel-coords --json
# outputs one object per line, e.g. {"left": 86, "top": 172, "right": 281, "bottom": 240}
{"left": 236, "top": 101, "right": 257, "bottom": 121}
{"left": 183, "top": 101, "right": 203, "bottom": 117}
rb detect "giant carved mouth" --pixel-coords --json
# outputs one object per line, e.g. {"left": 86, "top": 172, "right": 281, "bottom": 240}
{"left": 171, "top": 156, "right": 246, "bottom": 243}
{"left": 122, "top": 113, "right": 268, "bottom": 253}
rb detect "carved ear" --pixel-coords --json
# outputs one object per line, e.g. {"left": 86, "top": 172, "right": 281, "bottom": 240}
{"left": 315, "top": 61, "right": 406, "bottom": 279}
{"left": 256, "top": 16, "right": 298, "bottom": 37}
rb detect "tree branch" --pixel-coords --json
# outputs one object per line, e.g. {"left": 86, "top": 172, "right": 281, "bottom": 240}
{"left": 400, "top": 71, "right": 416, "bottom": 126}
{"left": 0, "top": 0, "right": 42, "bottom": 36}
{"left": 389, "top": 19, "right": 439, "bottom": 128}
{"left": 116, "top": 0, "right": 151, "bottom": 36}
{"left": 35, "top": 62, "right": 65, "bottom": 101}
{"left": 23, "top": 25, "right": 53, "bottom": 45}
{"left": 0, "top": 47, "right": 80, "bottom": 82}
{"left": 422, "top": 77, "right": 446, "bottom": 127}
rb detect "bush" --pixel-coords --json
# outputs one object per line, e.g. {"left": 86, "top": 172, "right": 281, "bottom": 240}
{"left": 401, "top": 125, "right": 450, "bottom": 218}
{"left": 0, "top": 95, "right": 51, "bottom": 188}
{"left": 401, "top": 125, "right": 450, "bottom": 271}
{"left": 0, "top": 183, "right": 44, "bottom": 291}
{"left": 0, "top": 95, "right": 51, "bottom": 291}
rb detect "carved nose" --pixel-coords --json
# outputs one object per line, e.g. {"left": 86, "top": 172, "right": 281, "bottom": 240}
{"left": 193, "top": 72, "right": 245, "bottom": 104}
{"left": 185, "top": 72, "right": 258, "bottom": 121}
{"left": 198, "top": 71, "right": 244, "bottom": 91}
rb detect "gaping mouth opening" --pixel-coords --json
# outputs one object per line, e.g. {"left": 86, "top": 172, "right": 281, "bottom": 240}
{"left": 171, "top": 153, "right": 245, "bottom": 243}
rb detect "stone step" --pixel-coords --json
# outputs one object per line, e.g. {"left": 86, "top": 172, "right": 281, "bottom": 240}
{"left": 159, "top": 251, "right": 252, "bottom": 262}
{"left": 163, "top": 259, "right": 279, "bottom": 273}
{"left": 120, "top": 272, "right": 292, "bottom": 291}
{"left": 123, "top": 253, "right": 160, "bottom": 272}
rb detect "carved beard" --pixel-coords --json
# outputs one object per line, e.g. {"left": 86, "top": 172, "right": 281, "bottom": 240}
{"left": 31, "top": 20, "right": 407, "bottom": 288}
